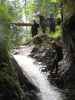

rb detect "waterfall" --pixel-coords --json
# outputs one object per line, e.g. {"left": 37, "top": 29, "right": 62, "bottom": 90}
{"left": 13, "top": 54, "right": 63, "bottom": 100}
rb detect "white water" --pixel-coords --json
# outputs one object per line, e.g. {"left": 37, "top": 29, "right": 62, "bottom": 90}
{"left": 13, "top": 54, "right": 63, "bottom": 100}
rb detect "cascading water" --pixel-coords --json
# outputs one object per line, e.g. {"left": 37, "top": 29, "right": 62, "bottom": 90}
{"left": 13, "top": 47, "right": 63, "bottom": 100}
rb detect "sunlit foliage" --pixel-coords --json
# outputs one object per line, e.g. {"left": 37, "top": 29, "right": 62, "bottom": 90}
{"left": 0, "top": 0, "right": 22, "bottom": 54}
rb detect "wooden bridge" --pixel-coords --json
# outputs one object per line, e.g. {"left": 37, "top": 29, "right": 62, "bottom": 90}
{"left": 11, "top": 22, "right": 32, "bottom": 26}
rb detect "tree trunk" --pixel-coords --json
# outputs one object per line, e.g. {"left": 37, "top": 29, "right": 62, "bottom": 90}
{"left": 62, "top": 1, "right": 75, "bottom": 100}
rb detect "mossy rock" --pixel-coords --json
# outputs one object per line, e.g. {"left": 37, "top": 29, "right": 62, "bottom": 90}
{"left": 0, "top": 62, "right": 24, "bottom": 100}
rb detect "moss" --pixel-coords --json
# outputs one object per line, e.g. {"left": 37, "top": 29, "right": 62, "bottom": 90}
{"left": 0, "top": 60, "right": 24, "bottom": 100}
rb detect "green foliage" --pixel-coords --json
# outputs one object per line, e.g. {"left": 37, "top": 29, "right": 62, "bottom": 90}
{"left": 0, "top": 5, "right": 13, "bottom": 54}
{"left": 50, "top": 0, "right": 60, "bottom": 3}
{"left": 0, "top": 0, "right": 23, "bottom": 54}
{"left": 25, "top": 0, "right": 36, "bottom": 14}
{"left": 24, "top": 0, "right": 61, "bottom": 17}
{"left": 49, "top": 26, "right": 62, "bottom": 39}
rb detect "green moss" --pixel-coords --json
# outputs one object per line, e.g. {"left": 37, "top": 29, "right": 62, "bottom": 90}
{"left": 0, "top": 56, "right": 24, "bottom": 100}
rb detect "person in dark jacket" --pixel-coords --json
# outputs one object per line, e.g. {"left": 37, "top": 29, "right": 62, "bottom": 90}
{"left": 31, "top": 20, "right": 39, "bottom": 37}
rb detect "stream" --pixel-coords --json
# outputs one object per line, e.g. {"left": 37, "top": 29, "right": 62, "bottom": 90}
{"left": 13, "top": 46, "right": 63, "bottom": 100}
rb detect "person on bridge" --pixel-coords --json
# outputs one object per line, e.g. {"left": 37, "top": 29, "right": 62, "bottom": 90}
{"left": 31, "top": 20, "right": 39, "bottom": 37}
{"left": 49, "top": 14, "right": 56, "bottom": 32}
{"left": 39, "top": 15, "right": 46, "bottom": 33}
